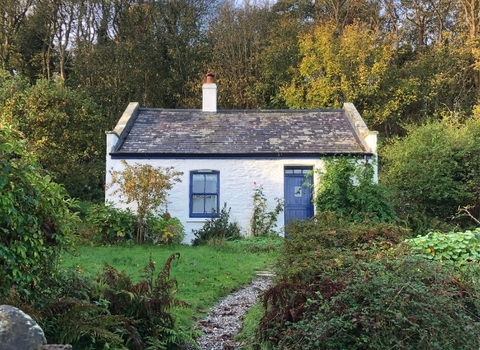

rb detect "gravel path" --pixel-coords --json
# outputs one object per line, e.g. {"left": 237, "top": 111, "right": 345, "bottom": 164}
{"left": 191, "top": 273, "right": 273, "bottom": 350}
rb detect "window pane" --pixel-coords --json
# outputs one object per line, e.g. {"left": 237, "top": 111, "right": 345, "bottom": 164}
{"left": 192, "top": 195, "right": 205, "bottom": 213}
{"left": 303, "top": 169, "right": 310, "bottom": 174}
{"left": 285, "top": 169, "right": 294, "bottom": 174}
{"left": 294, "top": 169, "right": 302, "bottom": 174}
{"left": 205, "top": 195, "right": 217, "bottom": 213}
{"left": 205, "top": 174, "right": 218, "bottom": 192}
{"left": 192, "top": 174, "right": 205, "bottom": 193}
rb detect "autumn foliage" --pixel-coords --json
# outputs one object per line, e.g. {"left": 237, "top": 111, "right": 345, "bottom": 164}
{"left": 109, "top": 161, "right": 183, "bottom": 244}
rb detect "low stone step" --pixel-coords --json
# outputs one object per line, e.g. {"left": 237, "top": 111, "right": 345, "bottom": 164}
{"left": 255, "top": 270, "right": 276, "bottom": 277}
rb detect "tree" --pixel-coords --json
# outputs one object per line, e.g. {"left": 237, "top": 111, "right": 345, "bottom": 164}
{"left": 109, "top": 161, "right": 183, "bottom": 244}
{"left": 251, "top": 0, "right": 310, "bottom": 108}
{"left": 0, "top": 77, "right": 107, "bottom": 201}
{"left": 281, "top": 21, "right": 398, "bottom": 125}
{"left": 205, "top": 0, "right": 272, "bottom": 109}
{"left": 0, "top": 116, "right": 77, "bottom": 299}
{"left": 0, "top": 0, "right": 35, "bottom": 72}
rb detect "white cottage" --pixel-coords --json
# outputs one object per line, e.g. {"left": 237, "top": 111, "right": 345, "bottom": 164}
{"left": 106, "top": 73, "right": 378, "bottom": 243}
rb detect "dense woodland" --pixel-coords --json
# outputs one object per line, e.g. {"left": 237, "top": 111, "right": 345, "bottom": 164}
{"left": 1, "top": 0, "right": 480, "bottom": 227}
{"left": 2, "top": 0, "right": 479, "bottom": 125}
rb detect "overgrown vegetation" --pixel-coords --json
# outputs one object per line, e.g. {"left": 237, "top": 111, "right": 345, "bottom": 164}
{"left": 4, "top": 253, "right": 192, "bottom": 349}
{"left": 109, "top": 160, "right": 183, "bottom": 244}
{"left": 406, "top": 228, "right": 480, "bottom": 263}
{"left": 250, "top": 184, "right": 284, "bottom": 237}
{"left": 381, "top": 115, "right": 480, "bottom": 232}
{"left": 253, "top": 214, "right": 480, "bottom": 349}
{"left": 315, "top": 157, "right": 397, "bottom": 223}
{"left": 191, "top": 204, "right": 242, "bottom": 245}
{"left": 82, "top": 202, "right": 185, "bottom": 245}
{"left": 0, "top": 75, "right": 106, "bottom": 201}
{"left": 84, "top": 202, "right": 137, "bottom": 244}
{"left": 146, "top": 212, "right": 186, "bottom": 245}
{"left": 0, "top": 117, "right": 77, "bottom": 299}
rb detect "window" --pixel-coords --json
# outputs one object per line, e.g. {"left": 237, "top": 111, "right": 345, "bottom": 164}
{"left": 190, "top": 171, "right": 219, "bottom": 217}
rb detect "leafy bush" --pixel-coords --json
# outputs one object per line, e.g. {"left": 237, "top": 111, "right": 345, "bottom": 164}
{"left": 191, "top": 204, "right": 243, "bottom": 246}
{"left": 84, "top": 203, "right": 185, "bottom": 245}
{"left": 381, "top": 116, "right": 480, "bottom": 231}
{"left": 250, "top": 184, "right": 284, "bottom": 236}
{"left": 0, "top": 118, "right": 78, "bottom": 299}
{"left": 256, "top": 215, "right": 480, "bottom": 349}
{"left": 315, "top": 157, "right": 397, "bottom": 223}
{"left": 145, "top": 212, "right": 186, "bottom": 244}
{"left": 278, "top": 212, "right": 408, "bottom": 283}
{"left": 406, "top": 228, "right": 480, "bottom": 262}
{"left": 85, "top": 202, "right": 137, "bottom": 244}
{"left": 260, "top": 257, "right": 480, "bottom": 350}
{"left": 1, "top": 78, "right": 107, "bottom": 201}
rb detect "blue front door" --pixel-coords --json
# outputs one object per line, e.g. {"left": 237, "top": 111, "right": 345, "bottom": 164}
{"left": 284, "top": 167, "right": 314, "bottom": 226}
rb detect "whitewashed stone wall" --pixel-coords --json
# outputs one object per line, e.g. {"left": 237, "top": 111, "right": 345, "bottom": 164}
{"left": 105, "top": 156, "right": 324, "bottom": 243}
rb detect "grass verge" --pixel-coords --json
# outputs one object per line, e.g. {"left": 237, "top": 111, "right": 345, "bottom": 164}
{"left": 60, "top": 238, "right": 280, "bottom": 331}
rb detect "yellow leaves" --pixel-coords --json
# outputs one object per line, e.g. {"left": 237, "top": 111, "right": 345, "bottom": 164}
{"left": 283, "top": 20, "right": 394, "bottom": 111}
{"left": 109, "top": 160, "right": 183, "bottom": 243}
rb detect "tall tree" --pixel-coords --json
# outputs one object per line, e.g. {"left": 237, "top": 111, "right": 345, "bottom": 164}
{"left": 206, "top": 0, "right": 272, "bottom": 109}
{"left": 0, "top": 0, "right": 35, "bottom": 71}
{"left": 1, "top": 77, "right": 107, "bottom": 200}
{"left": 281, "top": 21, "right": 402, "bottom": 127}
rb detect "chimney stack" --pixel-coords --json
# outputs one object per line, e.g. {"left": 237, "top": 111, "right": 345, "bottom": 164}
{"left": 202, "top": 72, "right": 217, "bottom": 112}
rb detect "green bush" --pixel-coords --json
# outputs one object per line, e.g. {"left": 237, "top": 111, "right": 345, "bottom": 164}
{"left": 278, "top": 212, "right": 408, "bottom": 283}
{"left": 145, "top": 212, "right": 185, "bottom": 244}
{"left": 84, "top": 203, "right": 186, "bottom": 245}
{"left": 191, "top": 204, "right": 243, "bottom": 246}
{"left": 381, "top": 116, "right": 480, "bottom": 231}
{"left": 1, "top": 78, "right": 107, "bottom": 201}
{"left": 256, "top": 215, "right": 480, "bottom": 349}
{"left": 315, "top": 157, "right": 397, "bottom": 223}
{"left": 406, "top": 227, "right": 480, "bottom": 263}
{"left": 84, "top": 202, "right": 137, "bottom": 244}
{"left": 0, "top": 118, "right": 78, "bottom": 299}
{"left": 261, "top": 257, "right": 480, "bottom": 350}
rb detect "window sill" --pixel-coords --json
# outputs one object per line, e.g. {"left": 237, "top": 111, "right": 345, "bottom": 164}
{"left": 186, "top": 219, "right": 210, "bottom": 223}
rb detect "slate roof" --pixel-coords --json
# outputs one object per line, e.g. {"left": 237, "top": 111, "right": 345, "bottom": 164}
{"left": 111, "top": 108, "right": 369, "bottom": 156}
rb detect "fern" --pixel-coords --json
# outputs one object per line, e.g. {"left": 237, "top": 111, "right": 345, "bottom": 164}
{"left": 97, "top": 252, "right": 189, "bottom": 348}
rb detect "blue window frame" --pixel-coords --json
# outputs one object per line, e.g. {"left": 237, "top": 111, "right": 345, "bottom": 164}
{"left": 190, "top": 171, "right": 220, "bottom": 217}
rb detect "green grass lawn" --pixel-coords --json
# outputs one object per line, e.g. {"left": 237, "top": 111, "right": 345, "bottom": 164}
{"left": 60, "top": 239, "right": 280, "bottom": 330}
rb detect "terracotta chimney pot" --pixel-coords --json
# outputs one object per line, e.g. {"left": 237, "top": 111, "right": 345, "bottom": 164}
{"left": 206, "top": 72, "right": 215, "bottom": 84}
